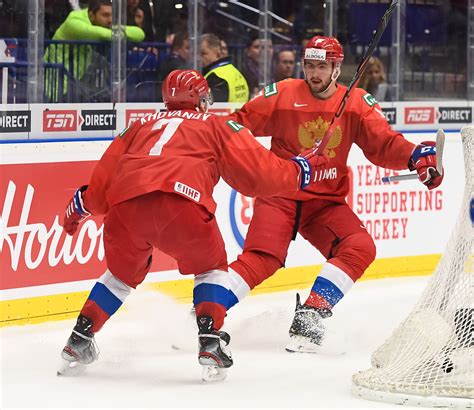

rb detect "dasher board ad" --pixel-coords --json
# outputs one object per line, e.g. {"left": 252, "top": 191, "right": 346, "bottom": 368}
{"left": 0, "top": 101, "right": 472, "bottom": 140}
{"left": 0, "top": 132, "right": 464, "bottom": 295}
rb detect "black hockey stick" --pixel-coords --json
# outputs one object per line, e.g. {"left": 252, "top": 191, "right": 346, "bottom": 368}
{"left": 312, "top": 0, "right": 399, "bottom": 157}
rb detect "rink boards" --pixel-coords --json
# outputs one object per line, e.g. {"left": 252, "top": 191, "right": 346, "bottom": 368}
{"left": 0, "top": 100, "right": 471, "bottom": 326}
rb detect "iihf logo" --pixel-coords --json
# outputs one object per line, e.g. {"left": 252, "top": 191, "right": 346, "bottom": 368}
{"left": 229, "top": 190, "right": 255, "bottom": 248}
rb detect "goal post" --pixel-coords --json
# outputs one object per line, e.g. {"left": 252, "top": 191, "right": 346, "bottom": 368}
{"left": 352, "top": 126, "right": 474, "bottom": 408}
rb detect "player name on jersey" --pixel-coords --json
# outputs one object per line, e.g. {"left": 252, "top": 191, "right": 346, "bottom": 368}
{"left": 140, "top": 110, "right": 211, "bottom": 125}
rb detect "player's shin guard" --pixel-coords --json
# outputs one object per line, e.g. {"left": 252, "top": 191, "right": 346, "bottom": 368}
{"left": 193, "top": 269, "right": 229, "bottom": 330}
{"left": 80, "top": 269, "right": 132, "bottom": 332}
{"left": 305, "top": 262, "right": 354, "bottom": 310}
{"left": 193, "top": 269, "right": 249, "bottom": 329}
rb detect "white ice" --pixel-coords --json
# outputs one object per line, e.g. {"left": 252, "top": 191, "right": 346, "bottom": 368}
{"left": 0, "top": 276, "right": 430, "bottom": 409}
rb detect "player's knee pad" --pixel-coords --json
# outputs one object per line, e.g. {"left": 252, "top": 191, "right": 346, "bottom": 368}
{"left": 229, "top": 251, "right": 282, "bottom": 289}
{"left": 330, "top": 232, "right": 376, "bottom": 281}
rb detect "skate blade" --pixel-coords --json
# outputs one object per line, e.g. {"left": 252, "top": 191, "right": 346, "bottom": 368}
{"left": 285, "top": 336, "right": 346, "bottom": 356}
{"left": 57, "top": 357, "right": 88, "bottom": 377}
{"left": 285, "top": 336, "right": 322, "bottom": 354}
{"left": 201, "top": 365, "right": 228, "bottom": 382}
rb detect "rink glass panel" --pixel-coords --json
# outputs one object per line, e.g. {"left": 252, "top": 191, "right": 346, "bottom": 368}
{"left": 0, "top": 0, "right": 471, "bottom": 105}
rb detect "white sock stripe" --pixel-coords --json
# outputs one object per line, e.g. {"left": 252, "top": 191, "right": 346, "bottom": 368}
{"left": 318, "top": 262, "right": 354, "bottom": 295}
{"left": 98, "top": 269, "right": 132, "bottom": 302}
{"left": 194, "top": 269, "right": 229, "bottom": 289}
{"left": 227, "top": 268, "right": 250, "bottom": 301}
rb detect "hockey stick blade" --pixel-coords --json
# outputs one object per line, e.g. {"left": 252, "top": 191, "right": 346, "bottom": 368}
{"left": 382, "top": 128, "right": 446, "bottom": 183}
{"left": 314, "top": 0, "right": 399, "bottom": 156}
{"left": 435, "top": 128, "right": 445, "bottom": 175}
{"left": 382, "top": 173, "right": 418, "bottom": 183}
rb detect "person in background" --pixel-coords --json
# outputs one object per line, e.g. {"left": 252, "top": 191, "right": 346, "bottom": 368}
{"left": 220, "top": 38, "right": 229, "bottom": 58}
{"left": 200, "top": 33, "right": 248, "bottom": 103}
{"left": 158, "top": 32, "right": 190, "bottom": 79}
{"left": 134, "top": 8, "right": 144, "bottom": 28}
{"left": 136, "top": 0, "right": 155, "bottom": 41}
{"left": 156, "top": 31, "right": 190, "bottom": 100}
{"left": 58, "top": 69, "right": 328, "bottom": 381}
{"left": 273, "top": 49, "right": 296, "bottom": 82}
{"left": 241, "top": 36, "right": 273, "bottom": 98}
{"left": 358, "top": 56, "right": 392, "bottom": 102}
{"left": 127, "top": 0, "right": 144, "bottom": 28}
{"left": 44, "top": 0, "right": 145, "bottom": 102}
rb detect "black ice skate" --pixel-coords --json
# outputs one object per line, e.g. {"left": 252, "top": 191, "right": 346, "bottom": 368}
{"left": 285, "top": 293, "right": 332, "bottom": 354}
{"left": 197, "top": 316, "right": 233, "bottom": 382}
{"left": 57, "top": 314, "right": 99, "bottom": 376}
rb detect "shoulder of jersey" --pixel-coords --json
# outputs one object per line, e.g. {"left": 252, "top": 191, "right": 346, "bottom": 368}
{"left": 252, "top": 78, "right": 304, "bottom": 101}
{"left": 354, "top": 87, "right": 379, "bottom": 110}
{"left": 210, "top": 115, "right": 246, "bottom": 134}
{"left": 117, "top": 116, "right": 143, "bottom": 139}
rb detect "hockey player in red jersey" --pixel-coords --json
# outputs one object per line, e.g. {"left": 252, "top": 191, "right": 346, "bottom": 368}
{"left": 223, "top": 36, "right": 444, "bottom": 353}
{"left": 58, "top": 69, "right": 328, "bottom": 380}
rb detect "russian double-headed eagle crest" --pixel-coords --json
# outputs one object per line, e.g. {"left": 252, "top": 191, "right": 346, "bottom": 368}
{"left": 298, "top": 116, "right": 342, "bottom": 158}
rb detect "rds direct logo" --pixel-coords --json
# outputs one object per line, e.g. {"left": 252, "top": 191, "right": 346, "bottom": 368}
{"left": 229, "top": 190, "right": 255, "bottom": 248}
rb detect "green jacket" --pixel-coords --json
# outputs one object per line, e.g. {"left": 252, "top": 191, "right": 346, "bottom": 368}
{"left": 45, "top": 8, "right": 145, "bottom": 101}
{"left": 203, "top": 58, "right": 249, "bottom": 103}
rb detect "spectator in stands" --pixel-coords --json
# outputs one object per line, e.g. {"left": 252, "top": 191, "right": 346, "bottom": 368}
{"left": 220, "top": 38, "right": 229, "bottom": 58}
{"left": 156, "top": 31, "right": 190, "bottom": 99}
{"left": 199, "top": 33, "right": 249, "bottom": 103}
{"left": 127, "top": 0, "right": 144, "bottom": 28}
{"left": 273, "top": 49, "right": 296, "bottom": 82}
{"left": 241, "top": 36, "right": 273, "bottom": 98}
{"left": 158, "top": 32, "right": 190, "bottom": 79}
{"left": 44, "top": 0, "right": 145, "bottom": 103}
{"left": 136, "top": 0, "right": 155, "bottom": 40}
{"left": 358, "top": 57, "right": 392, "bottom": 102}
{"left": 134, "top": 8, "right": 144, "bottom": 28}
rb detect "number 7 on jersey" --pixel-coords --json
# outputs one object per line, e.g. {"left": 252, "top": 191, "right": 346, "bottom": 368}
{"left": 149, "top": 118, "right": 184, "bottom": 156}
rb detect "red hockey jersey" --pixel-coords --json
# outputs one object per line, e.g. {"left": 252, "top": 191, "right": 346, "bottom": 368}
{"left": 83, "top": 109, "right": 302, "bottom": 215}
{"left": 230, "top": 79, "right": 415, "bottom": 202}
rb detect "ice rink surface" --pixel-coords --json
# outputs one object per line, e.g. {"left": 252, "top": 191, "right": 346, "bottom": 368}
{"left": 1, "top": 276, "right": 431, "bottom": 409}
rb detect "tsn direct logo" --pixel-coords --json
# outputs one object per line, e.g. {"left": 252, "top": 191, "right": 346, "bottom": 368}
{"left": 404, "top": 107, "right": 435, "bottom": 124}
{"left": 125, "top": 109, "right": 156, "bottom": 127}
{"left": 43, "top": 110, "right": 77, "bottom": 132}
{"left": 229, "top": 190, "right": 255, "bottom": 248}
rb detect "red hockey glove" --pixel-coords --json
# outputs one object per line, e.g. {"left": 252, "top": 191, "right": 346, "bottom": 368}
{"left": 291, "top": 148, "right": 329, "bottom": 189}
{"left": 63, "top": 185, "right": 91, "bottom": 235}
{"left": 408, "top": 141, "right": 444, "bottom": 190}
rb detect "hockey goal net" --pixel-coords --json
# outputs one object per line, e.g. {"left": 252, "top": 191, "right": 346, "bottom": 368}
{"left": 352, "top": 125, "right": 474, "bottom": 408}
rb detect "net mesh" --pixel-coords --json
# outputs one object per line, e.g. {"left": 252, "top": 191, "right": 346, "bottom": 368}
{"left": 352, "top": 126, "right": 474, "bottom": 404}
